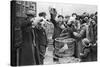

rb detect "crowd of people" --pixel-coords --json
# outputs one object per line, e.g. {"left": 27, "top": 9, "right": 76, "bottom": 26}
{"left": 20, "top": 7, "right": 97, "bottom": 65}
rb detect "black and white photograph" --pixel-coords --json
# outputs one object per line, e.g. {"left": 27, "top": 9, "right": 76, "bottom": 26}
{"left": 11, "top": 0, "right": 97, "bottom": 66}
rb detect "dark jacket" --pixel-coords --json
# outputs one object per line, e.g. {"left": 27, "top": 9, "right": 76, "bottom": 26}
{"left": 80, "top": 47, "right": 92, "bottom": 62}
{"left": 34, "top": 26, "right": 48, "bottom": 64}
{"left": 50, "top": 14, "right": 62, "bottom": 39}
{"left": 20, "top": 18, "right": 37, "bottom": 65}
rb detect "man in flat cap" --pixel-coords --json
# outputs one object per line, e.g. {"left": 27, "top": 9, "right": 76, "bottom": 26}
{"left": 20, "top": 10, "right": 39, "bottom": 65}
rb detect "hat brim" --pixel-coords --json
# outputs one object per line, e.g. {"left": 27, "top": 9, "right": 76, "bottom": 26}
{"left": 26, "top": 14, "right": 36, "bottom": 17}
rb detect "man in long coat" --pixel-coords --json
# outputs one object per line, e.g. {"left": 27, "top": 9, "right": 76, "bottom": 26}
{"left": 20, "top": 11, "right": 40, "bottom": 65}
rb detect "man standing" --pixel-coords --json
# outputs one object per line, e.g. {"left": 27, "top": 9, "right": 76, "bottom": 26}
{"left": 33, "top": 12, "right": 48, "bottom": 64}
{"left": 49, "top": 8, "right": 65, "bottom": 62}
{"left": 20, "top": 10, "right": 37, "bottom": 65}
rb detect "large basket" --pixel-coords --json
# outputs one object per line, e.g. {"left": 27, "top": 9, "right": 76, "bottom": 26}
{"left": 54, "top": 37, "right": 75, "bottom": 57}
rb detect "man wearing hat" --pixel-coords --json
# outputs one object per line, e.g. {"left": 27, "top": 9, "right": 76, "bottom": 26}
{"left": 33, "top": 12, "right": 48, "bottom": 64}
{"left": 20, "top": 10, "right": 39, "bottom": 65}
{"left": 49, "top": 8, "right": 66, "bottom": 62}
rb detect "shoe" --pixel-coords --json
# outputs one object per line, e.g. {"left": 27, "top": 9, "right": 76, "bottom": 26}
{"left": 53, "top": 57, "right": 59, "bottom": 62}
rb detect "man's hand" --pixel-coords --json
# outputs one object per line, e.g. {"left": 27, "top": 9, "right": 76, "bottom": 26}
{"left": 49, "top": 8, "right": 57, "bottom": 19}
{"left": 73, "top": 32, "right": 79, "bottom": 37}
{"left": 60, "top": 24, "right": 65, "bottom": 29}
{"left": 80, "top": 53, "right": 84, "bottom": 56}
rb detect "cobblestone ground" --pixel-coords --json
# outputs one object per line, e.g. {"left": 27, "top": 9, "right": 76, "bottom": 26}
{"left": 44, "top": 45, "right": 81, "bottom": 65}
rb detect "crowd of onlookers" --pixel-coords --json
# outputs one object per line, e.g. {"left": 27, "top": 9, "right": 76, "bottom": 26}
{"left": 47, "top": 8, "right": 97, "bottom": 62}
